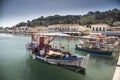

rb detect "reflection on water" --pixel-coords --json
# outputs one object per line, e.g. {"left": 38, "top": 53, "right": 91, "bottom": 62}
{"left": 0, "top": 33, "right": 116, "bottom": 80}
{"left": 13, "top": 33, "right": 31, "bottom": 37}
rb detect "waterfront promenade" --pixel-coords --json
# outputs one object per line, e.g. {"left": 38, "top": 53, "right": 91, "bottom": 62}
{"left": 113, "top": 54, "right": 120, "bottom": 80}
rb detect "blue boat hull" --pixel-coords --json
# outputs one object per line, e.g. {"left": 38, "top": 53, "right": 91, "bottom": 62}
{"left": 75, "top": 45, "right": 112, "bottom": 55}
{"left": 34, "top": 54, "right": 86, "bottom": 74}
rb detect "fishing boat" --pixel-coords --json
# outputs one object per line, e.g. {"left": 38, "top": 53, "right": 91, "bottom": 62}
{"left": 75, "top": 35, "right": 119, "bottom": 55}
{"left": 26, "top": 33, "right": 90, "bottom": 74}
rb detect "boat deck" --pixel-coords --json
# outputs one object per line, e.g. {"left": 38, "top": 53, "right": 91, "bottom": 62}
{"left": 47, "top": 50, "right": 62, "bottom": 55}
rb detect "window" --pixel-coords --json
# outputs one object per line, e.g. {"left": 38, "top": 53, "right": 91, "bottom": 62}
{"left": 93, "top": 27, "right": 94, "bottom": 31}
{"left": 96, "top": 27, "right": 98, "bottom": 31}
{"left": 103, "top": 28, "right": 105, "bottom": 31}
{"left": 99, "top": 27, "right": 101, "bottom": 31}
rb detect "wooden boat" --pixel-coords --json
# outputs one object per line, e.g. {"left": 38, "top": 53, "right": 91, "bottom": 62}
{"left": 75, "top": 44, "right": 113, "bottom": 55}
{"left": 26, "top": 33, "right": 90, "bottom": 74}
{"left": 75, "top": 35, "right": 119, "bottom": 55}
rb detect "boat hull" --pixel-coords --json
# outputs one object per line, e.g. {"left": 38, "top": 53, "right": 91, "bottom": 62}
{"left": 75, "top": 45, "right": 112, "bottom": 55}
{"left": 31, "top": 54, "right": 86, "bottom": 74}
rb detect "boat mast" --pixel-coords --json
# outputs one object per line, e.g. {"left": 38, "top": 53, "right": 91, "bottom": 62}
{"left": 68, "top": 37, "right": 70, "bottom": 52}
{"left": 60, "top": 36, "right": 61, "bottom": 51}
{"left": 53, "top": 36, "right": 54, "bottom": 48}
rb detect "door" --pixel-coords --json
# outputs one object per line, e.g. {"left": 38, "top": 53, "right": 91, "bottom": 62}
{"left": 39, "top": 37, "right": 44, "bottom": 47}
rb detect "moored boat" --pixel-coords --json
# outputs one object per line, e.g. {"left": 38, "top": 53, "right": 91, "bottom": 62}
{"left": 26, "top": 33, "right": 90, "bottom": 74}
{"left": 75, "top": 35, "right": 119, "bottom": 55}
{"left": 75, "top": 44, "right": 113, "bottom": 55}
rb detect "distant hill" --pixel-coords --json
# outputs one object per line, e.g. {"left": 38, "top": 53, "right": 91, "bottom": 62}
{"left": 15, "top": 8, "right": 120, "bottom": 27}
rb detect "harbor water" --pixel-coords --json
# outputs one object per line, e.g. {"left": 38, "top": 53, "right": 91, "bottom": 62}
{"left": 0, "top": 33, "right": 116, "bottom": 80}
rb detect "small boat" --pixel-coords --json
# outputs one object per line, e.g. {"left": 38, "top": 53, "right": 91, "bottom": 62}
{"left": 75, "top": 35, "right": 119, "bottom": 55}
{"left": 26, "top": 33, "right": 90, "bottom": 74}
{"left": 75, "top": 44, "right": 113, "bottom": 55}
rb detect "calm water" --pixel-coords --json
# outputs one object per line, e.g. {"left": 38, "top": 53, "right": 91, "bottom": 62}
{"left": 0, "top": 33, "right": 116, "bottom": 80}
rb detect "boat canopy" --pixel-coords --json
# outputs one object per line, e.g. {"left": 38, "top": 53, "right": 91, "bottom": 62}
{"left": 81, "top": 35, "right": 104, "bottom": 40}
{"left": 35, "top": 32, "right": 70, "bottom": 37}
{"left": 81, "top": 36, "right": 96, "bottom": 39}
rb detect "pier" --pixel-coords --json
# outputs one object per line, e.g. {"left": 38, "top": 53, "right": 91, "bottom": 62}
{"left": 113, "top": 54, "right": 120, "bottom": 80}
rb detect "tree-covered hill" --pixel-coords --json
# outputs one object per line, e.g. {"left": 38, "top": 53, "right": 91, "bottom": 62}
{"left": 15, "top": 8, "right": 120, "bottom": 27}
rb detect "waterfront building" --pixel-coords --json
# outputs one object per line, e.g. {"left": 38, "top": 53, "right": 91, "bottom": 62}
{"left": 101, "top": 26, "right": 120, "bottom": 37}
{"left": 34, "top": 26, "right": 48, "bottom": 32}
{"left": 48, "top": 24, "right": 90, "bottom": 33}
{"left": 14, "top": 26, "right": 48, "bottom": 33}
{"left": 90, "top": 24, "right": 109, "bottom": 32}
{"left": 14, "top": 26, "right": 28, "bottom": 33}
{"left": 102, "top": 31, "right": 120, "bottom": 37}
{"left": 27, "top": 26, "right": 48, "bottom": 33}
{"left": 27, "top": 28, "right": 38, "bottom": 33}
{"left": 0, "top": 28, "right": 8, "bottom": 33}
{"left": 90, "top": 24, "right": 120, "bottom": 37}
{"left": 7, "top": 29, "right": 14, "bottom": 33}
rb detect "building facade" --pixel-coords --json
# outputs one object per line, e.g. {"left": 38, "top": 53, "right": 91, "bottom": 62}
{"left": 27, "top": 26, "right": 48, "bottom": 33}
{"left": 48, "top": 24, "right": 89, "bottom": 32}
{"left": 102, "top": 31, "right": 120, "bottom": 37}
{"left": 14, "top": 26, "right": 28, "bottom": 33}
{"left": 91, "top": 24, "right": 109, "bottom": 32}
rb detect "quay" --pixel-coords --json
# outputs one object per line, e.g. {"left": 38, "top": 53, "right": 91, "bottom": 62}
{"left": 113, "top": 54, "right": 120, "bottom": 80}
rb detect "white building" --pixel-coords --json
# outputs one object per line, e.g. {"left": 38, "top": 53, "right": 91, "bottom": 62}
{"left": 48, "top": 24, "right": 89, "bottom": 32}
{"left": 91, "top": 24, "right": 109, "bottom": 32}
{"left": 15, "top": 26, "right": 28, "bottom": 33}
{"left": 27, "top": 26, "right": 48, "bottom": 33}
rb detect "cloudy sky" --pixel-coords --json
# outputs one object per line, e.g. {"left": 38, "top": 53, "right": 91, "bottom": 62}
{"left": 0, "top": 0, "right": 120, "bottom": 27}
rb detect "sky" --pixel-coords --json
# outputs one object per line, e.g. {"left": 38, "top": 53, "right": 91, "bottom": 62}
{"left": 0, "top": 0, "right": 120, "bottom": 27}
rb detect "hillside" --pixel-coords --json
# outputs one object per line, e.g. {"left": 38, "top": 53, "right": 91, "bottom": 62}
{"left": 15, "top": 8, "right": 120, "bottom": 27}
